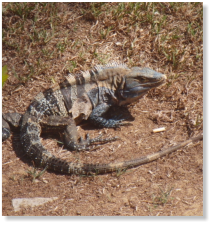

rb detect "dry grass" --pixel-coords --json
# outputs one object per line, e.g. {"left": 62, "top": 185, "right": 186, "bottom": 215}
{"left": 2, "top": 2, "right": 203, "bottom": 216}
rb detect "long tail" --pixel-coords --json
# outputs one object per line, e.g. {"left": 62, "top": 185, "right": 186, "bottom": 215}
{"left": 20, "top": 114, "right": 203, "bottom": 175}
{"left": 74, "top": 133, "right": 203, "bottom": 175}
{"left": 117, "top": 133, "right": 203, "bottom": 170}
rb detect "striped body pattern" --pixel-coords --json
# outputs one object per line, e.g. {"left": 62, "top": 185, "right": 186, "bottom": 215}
{"left": 2, "top": 62, "right": 186, "bottom": 175}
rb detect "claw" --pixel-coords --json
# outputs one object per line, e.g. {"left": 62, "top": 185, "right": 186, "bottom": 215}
{"left": 118, "top": 122, "right": 132, "bottom": 127}
{"left": 86, "top": 133, "right": 90, "bottom": 140}
{"left": 67, "top": 134, "right": 119, "bottom": 151}
{"left": 90, "top": 134, "right": 103, "bottom": 143}
{"left": 90, "top": 135, "right": 119, "bottom": 144}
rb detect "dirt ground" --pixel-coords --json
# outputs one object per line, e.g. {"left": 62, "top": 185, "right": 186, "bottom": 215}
{"left": 2, "top": 3, "right": 203, "bottom": 216}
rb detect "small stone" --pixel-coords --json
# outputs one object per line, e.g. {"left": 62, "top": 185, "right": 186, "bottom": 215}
{"left": 12, "top": 197, "right": 58, "bottom": 212}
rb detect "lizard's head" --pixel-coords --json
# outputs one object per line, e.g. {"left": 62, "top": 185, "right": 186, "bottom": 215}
{"left": 118, "top": 67, "right": 167, "bottom": 105}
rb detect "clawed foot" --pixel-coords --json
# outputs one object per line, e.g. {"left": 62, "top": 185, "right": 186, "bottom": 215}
{"left": 66, "top": 134, "right": 119, "bottom": 151}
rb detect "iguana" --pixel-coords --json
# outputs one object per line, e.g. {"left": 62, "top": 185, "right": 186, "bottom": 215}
{"left": 2, "top": 62, "right": 203, "bottom": 175}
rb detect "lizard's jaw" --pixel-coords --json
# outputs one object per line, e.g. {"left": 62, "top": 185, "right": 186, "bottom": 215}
{"left": 141, "top": 73, "right": 167, "bottom": 88}
{"left": 118, "top": 73, "right": 167, "bottom": 106}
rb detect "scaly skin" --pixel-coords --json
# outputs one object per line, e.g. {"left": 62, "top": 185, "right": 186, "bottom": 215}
{"left": 2, "top": 62, "right": 202, "bottom": 175}
{"left": 39, "top": 133, "right": 203, "bottom": 175}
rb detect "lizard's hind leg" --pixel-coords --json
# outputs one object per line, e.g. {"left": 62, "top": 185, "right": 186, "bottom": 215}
{"left": 64, "top": 124, "right": 119, "bottom": 151}
{"left": 40, "top": 115, "right": 118, "bottom": 152}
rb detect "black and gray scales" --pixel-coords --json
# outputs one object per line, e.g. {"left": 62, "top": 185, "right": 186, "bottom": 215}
{"left": 4, "top": 62, "right": 196, "bottom": 175}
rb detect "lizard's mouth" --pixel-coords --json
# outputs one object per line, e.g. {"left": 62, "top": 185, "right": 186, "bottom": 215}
{"left": 119, "top": 74, "right": 167, "bottom": 105}
{"left": 139, "top": 74, "right": 167, "bottom": 88}
{"left": 125, "top": 73, "right": 167, "bottom": 94}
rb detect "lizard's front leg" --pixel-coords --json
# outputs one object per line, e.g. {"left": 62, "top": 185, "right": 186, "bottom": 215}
{"left": 88, "top": 103, "right": 129, "bottom": 128}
